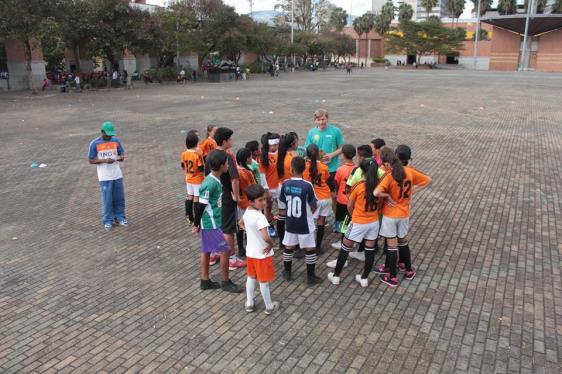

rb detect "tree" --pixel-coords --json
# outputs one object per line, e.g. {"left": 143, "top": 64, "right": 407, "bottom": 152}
{"left": 385, "top": 17, "right": 466, "bottom": 64}
{"left": 397, "top": 3, "right": 414, "bottom": 22}
{"left": 375, "top": 1, "right": 394, "bottom": 36}
{"left": 471, "top": 0, "right": 492, "bottom": 16}
{"left": 446, "top": 0, "right": 465, "bottom": 25}
{"left": 88, "top": 0, "right": 138, "bottom": 87}
{"left": 275, "top": 0, "right": 332, "bottom": 32}
{"left": 0, "top": 0, "right": 54, "bottom": 94}
{"left": 381, "top": 0, "right": 395, "bottom": 20}
{"left": 497, "top": 0, "right": 517, "bottom": 15}
{"left": 471, "top": 29, "right": 489, "bottom": 41}
{"left": 329, "top": 6, "right": 348, "bottom": 31}
{"left": 420, "top": 0, "right": 438, "bottom": 18}
{"left": 53, "top": 0, "right": 97, "bottom": 74}
{"left": 331, "top": 33, "right": 356, "bottom": 62}
{"left": 353, "top": 12, "right": 376, "bottom": 67}
{"left": 525, "top": 0, "right": 547, "bottom": 13}
{"left": 553, "top": 0, "right": 562, "bottom": 13}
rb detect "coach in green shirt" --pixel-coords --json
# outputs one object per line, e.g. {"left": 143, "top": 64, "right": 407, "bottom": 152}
{"left": 304, "top": 109, "right": 345, "bottom": 192}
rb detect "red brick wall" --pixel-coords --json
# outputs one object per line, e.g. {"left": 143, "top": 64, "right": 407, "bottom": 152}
{"left": 536, "top": 28, "right": 562, "bottom": 72}
{"left": 5, "top": 38, "right": 44, "bottom": 63}
{"left": 489, "top": 26, "right": 520, "bottom": 71}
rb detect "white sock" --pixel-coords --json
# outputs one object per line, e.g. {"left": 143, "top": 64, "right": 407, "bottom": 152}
{"left": 259, "top": 282, "right": 273, "bottom": 310}
{"left": 246, "top": 277, "right": 256, "bottom": 307}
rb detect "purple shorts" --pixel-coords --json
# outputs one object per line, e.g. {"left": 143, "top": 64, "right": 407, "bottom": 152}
{"left": 200, "top": 229, "right": 229, "bottom": 254}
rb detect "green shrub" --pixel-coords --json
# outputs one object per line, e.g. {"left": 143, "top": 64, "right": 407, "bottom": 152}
{"left": 372, "top": 56, "right": 386, "bottom": 64}
{"left": 240, "top": 61, "right": 265, "bottom": 74}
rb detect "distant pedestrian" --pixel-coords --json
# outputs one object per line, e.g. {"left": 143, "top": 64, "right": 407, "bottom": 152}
{"left": 88, "top": 122, "right": 128, "bottom": 231}
{"left": 42, "top": 77, "right": 49, "bottom": 91}
{"left": 74, "top": 74, "right": 81, "bottom": 92}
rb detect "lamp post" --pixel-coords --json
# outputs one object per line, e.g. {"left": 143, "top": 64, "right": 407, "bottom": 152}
{"left": 176, "top": 21, "right": 180, "bottom": 71}
{"left": 291, "top": 0, "right": 295, "bottom": 71}
{"left": 520, "top": 0, "right": 534, "bottom": 71}
{"left": 472, "top": 0, "right": 481, "bottom": 70}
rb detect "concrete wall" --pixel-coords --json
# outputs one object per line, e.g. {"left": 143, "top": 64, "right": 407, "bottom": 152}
{"left": 458, "top": 57, "right": 490, "bottom": 70}
{"left": 489, "top": 26, "right": 520, "bottom": 71}
{"left": 5, "top": 39, "right": 46, "bottom": 91}
{"left": 136, "top": 54, "right": 157, "bottom": 73}
{"left": 536, "top": 28, "right": 562, "bottom": 72}
{"left": 0, "top": 79, "right": 8, "bottom": 92}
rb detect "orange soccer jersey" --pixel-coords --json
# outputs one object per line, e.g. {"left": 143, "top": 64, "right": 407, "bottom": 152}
{"left": 278, "top": 153, "right": 294, "bottom": 183}
{"left": 181, "top": 149, "right": 204, "bottom": 184}
{"left": 348, "top": 182, "right": 379, "bottom": 224}
{"left": 238, "top": 167, "right": 257, "bottom": 210}
{"left": 375, "top": 166, "right": 431, "bottom": 218}
{"left": 334, "top": 162, "right": 356, "bottom": 205}
{"left": 259, "top": 152, "right": 279, "bottom": 190}
{"left": 304, "top": 161, "right": 331, "bottom": 200}
{"left": 199, "top": 137, "right": 217, "bottom": 158}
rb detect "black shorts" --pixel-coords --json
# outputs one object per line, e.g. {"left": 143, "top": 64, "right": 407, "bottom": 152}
{"left": 327, "top": 172, "right": 336, "bottom": 192}
{"left": 335, "top": 202, "right": 349, "bottom": 222}
{"left": 221, "top": 199, "right": 237, "bottom": 234}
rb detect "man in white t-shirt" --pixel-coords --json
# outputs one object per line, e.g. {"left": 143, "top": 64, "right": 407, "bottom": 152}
{"left": 239, "top": 184, "right": 279, "bottom": 315}
{"left": 88, "top": 121, "right": 128, "bottom": 231}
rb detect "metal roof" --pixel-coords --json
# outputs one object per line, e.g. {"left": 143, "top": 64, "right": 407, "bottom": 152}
{"left": 481, "top": 14, "right": 562, "bottom": 36}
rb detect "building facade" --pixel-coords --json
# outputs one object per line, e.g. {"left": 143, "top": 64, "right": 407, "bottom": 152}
{"left": 416, "top": 0, "right": 447, "bottom": 20}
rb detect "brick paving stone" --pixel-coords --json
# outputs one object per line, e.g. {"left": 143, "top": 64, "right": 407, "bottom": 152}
{"left": 1, "top": 70, "right": 562, "bottom": 373}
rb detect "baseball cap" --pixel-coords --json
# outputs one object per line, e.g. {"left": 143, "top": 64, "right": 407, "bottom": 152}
{"left": 395, "top": 144, "right": 411, "bottom": 162}
{"left": 101, "top": 121, "right": 116, "bottom": 136}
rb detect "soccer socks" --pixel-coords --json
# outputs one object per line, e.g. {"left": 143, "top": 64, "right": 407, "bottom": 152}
{"left": 246, "top": 277, "right": 256, "bottom": 307}
{"left": 283, "top": 250, "right": 293, "bottom": 273}
{"left": 276, "top": 216, "right": 285, "bottom": 249}
{"left": 334, "top": 242, "right": 352, "bottom": 276}
{"left": 185, "top": 199, "right": 194, "bottom": 221}
{"left": 362, "top": 246, "right": 375, "bottom": 279}
{"left": 259, "top": 282, "right": 273, "bottom": 310}
{"left": 305, "top": 251, "right": 317, "bottom": 277}
{"left": 357, "top": 241, "right": 365, "bottom": 253}
{"left": 387, "top": 247, "right": 398, "bottom": 277}
{"left": 398, "top": 241, "right": 412, "bottom": 271}
{"left": 316, "top": 225, "right": 325, "bottom": 251}
{"left": 236, "top": 230, "right": 245, "bottom": 257}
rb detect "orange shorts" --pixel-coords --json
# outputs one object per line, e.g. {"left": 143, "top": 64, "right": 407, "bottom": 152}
{"left": 246, "top": 256, "right": 276, "bottom": 283}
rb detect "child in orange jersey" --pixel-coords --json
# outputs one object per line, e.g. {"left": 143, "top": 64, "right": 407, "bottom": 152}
{"left": 236, "top": 148, "right": 257, "bottom": 258}
{"left": 181, "top": 132, "right": 205, "bottom": 224}
{"left": 328, "top": 158, "right": 381, "bottom": 287}
{"left": 332, "top": 144, "right": 357, "bottom": 236}
{"left": 259, "top": 132, "right": 281, "bottom": 238}
{"left": 373, "top": 145, "right": 431, "bottom": 287}
{"left": 199, "top": 125, "right": 217, "bottom": 174}
{"left": 275, "top": 132, "right": 299, "bottom": 248}
{"left": 303, "top": 144, "right": 332, "bottom": 255}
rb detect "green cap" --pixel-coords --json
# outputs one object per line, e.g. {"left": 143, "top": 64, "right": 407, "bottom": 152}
{"left": 101, "top": 121, "right": 116, "bottom": 136}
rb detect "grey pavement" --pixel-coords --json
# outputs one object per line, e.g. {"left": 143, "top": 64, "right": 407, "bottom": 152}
{"left": 0, "top": 69, "right": 561, "bottom": 373}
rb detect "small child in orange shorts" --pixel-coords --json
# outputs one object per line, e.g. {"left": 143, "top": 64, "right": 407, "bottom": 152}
{"left": 239, "top": 184, "right": 279, "bottom": 315}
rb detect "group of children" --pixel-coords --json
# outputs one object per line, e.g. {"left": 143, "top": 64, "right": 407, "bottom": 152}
{"left": 180, "top": 110, "right": 431, "bottom": 315}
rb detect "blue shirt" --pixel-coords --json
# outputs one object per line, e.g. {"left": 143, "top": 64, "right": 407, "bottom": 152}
{"left": 88, "top": 136, "right": 124, "bottom": 181}
{"left": 279, "top": 178, "right": 318, "bottom": 234}
{"left": 304, "top": 124, "right": 344, "bottom": 173}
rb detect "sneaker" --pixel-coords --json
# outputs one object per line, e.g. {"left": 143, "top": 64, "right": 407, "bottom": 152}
{"left": 200, "top": 279, "right": 221, "bottom": 290}
{"left": 282, "top": 270, "right": 293, "bottom": 281}
{"left": 404, "top": 269, "right": 416, "bottom": 280}
{"left": 221, "top": 279, "right": 243, "bottom": 293}
{"left": 372, "top": 264, "right": 390, "bottom": 275}
{"left": 245, "top": 304, "right": 255, "bottom": 313}
{"left": 117, "top": 219, "right": 129, "bottom": 227}
{"left": 228, "top": 257, "right": 246, "bottom": 270}
{"left": 264, "top": 301, "right": 279, "bottom": 315}
{"left": 209, "top": 254, "right": 220, "bottom": 265}
{"left": 268, "top": 226, "right": 277, "bottom": 238}
{"left": 349, "top": 251, "right": 365, "bottom": 262}
{"left": 327, "top": 272, "right": 340, "bottom": 285}
{"left": 104, "top": 223, "right": 112, "bottom": 231}
{"left": 398, "top": 262, "right": 406, "bottom": 273}
{"left": 379, "top": 274, "right": 398, "bottom": 288}
{"left": 355, "top": 274, "right": 368, "bottom": 288}
{"left": 326, "top": 259, "right": 348, "bottom": 269}
{"left": 331, "top": 242, "right": 341, "bottom": 250}
{"left": 307, "top": 274, "right": 323, "bottom": 286}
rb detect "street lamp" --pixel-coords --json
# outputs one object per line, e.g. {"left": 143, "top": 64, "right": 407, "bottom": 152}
{"left": 291, "top": 0, "right": 295, "bottom": 71}
{"left": 520, "top": 0, "right": 534, "bottom": 71}
{"left": 472, "top": 0, "right": 481, "bottom": 70}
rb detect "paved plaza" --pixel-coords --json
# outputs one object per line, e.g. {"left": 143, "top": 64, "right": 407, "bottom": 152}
{"left": 1, "top": 69, "right": 561, "bottom": 373}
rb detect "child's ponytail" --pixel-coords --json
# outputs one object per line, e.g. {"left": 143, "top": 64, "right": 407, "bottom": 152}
{"left": 381, "top": 147, "right": 405, "bottom": 185}
{"left": 362, "top": 158, "right": 379, "bottom": 211}
{"left": 236, "top": 148, "right": 252, "bottom": 171}
{"left": 260, "top": 132, "right": 271, "bottom": 167}
{"left": 306, "top": 143, "right": 320, "bottom": 183}
{"left": 277, "top": 132, "right": 298, "bottom": 178}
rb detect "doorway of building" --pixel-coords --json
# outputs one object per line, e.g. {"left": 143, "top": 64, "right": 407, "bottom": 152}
{"left": 407, "top": 55, "right": 416, "bottom": 65}
{"left": 446, "top": 54, "right": 459, "bottom": 64}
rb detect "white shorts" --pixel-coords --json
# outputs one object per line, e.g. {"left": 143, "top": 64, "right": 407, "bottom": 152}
{"left": 283, "top": 231, "right": 316, "bottom": 249}
{"left": 345, "top": 221, "right": 380, "bottom": 242}
{"left": 379, "top": 216, "right": 409, "bottom": 239}
{"left": 313, "top": 199, "right": 332, "bottom": 219}
{"left": 186, "top": 183, "right": 201, "bottom": 197}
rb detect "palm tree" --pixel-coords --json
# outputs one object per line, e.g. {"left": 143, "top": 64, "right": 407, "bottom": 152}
{"left": 553, "top": 0, "right": 562, "bottom": 13}
{"left": 352, "top": 16, "right": 363, "bottom": 65}
{"left": 471, "top": 0, "right": 492, "bottom": 16}
{"left": 353, "top": 13, "right": 376, "bottom": 67}
{"left": 524, "top": 0, "right": 547, "bottom": 13}
{"left": 446, "top": 0, "right": 465, "bottom": 26}
{"left": 498, "top": 0, "right": 517, "bottom": 15}
{"left": 420, "top": 0, "right": 438, "bottom": 18}
{"left": 398, "top": 3, "right": 414, "bottom": 22}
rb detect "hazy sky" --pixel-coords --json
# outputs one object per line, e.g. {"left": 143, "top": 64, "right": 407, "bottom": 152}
{"left": 146, "top": 0, "right": 474, "bottom": 18}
